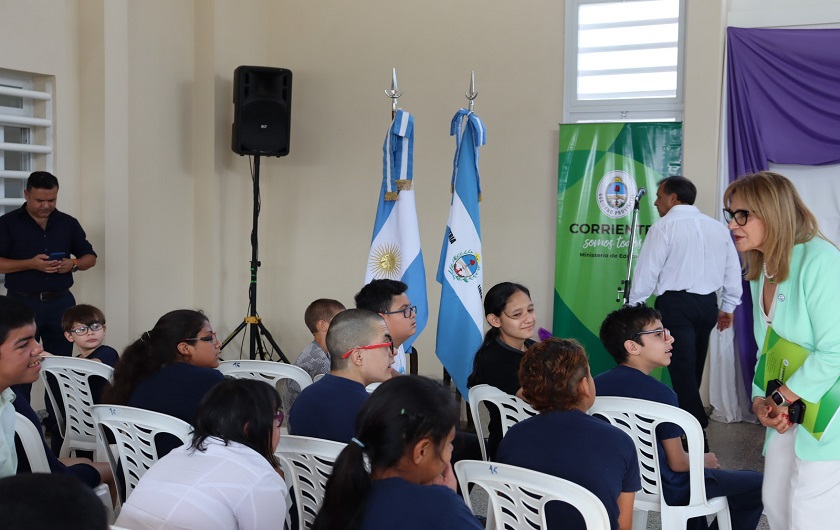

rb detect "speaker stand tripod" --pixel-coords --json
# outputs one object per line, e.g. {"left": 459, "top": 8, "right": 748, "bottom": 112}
{"left": 221, "top": 155, "right": 289, "bottom": 363}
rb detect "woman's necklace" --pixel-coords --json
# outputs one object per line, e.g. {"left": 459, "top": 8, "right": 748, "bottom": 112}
{"left": 763, "top": 262, "right": 775, "bottom": 284}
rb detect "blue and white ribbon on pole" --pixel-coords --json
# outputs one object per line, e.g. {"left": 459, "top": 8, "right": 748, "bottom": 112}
{"left": 365, "top": 109, "right": 428, "bottom": 373}
{"left": 436, "top": 109, "right": 486, "bottom": 398}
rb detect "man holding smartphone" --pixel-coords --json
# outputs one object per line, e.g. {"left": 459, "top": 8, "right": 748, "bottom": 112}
{"left": 0, "top": 171, "right": 96, "bottom": 406}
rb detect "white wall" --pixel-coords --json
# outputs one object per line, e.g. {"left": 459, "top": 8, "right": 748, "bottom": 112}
{"left": 1, "top": 0, "right": 744, "bottom": 378}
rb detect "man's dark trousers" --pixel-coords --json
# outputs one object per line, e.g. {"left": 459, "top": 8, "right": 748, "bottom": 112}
{"left": 655, "top": 290, "right": 717, "bottom": 430}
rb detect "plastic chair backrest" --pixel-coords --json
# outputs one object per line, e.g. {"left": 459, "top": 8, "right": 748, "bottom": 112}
{"left": 467, "top": 384, "right": 538, "bottom": 460}
{"left": 14, "top": 412, "right": 51, "bottom": 472}
{"left": 274, "top": 435, "right": 346, "bottom": 529}
{"left": 217, "top": 360, "right": 313, "bottom": 392}
{"left": 91, "top": 405, "right": 191, "bottom": 503}
{"left": 40, "top": 356, "right": 114, "bottom": 458}
{"left": 15, "top": 412, "right": 115, "bottom": 523}
{"left": 455, "top": 460, "right": 611, "bottom": 530}
{"left": 588, "top": 396, "right": 731, "bottom": 529}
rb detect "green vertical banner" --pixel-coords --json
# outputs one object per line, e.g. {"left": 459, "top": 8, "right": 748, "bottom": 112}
{"left": 553, "top": 123, "right": 683, "bottom": 378}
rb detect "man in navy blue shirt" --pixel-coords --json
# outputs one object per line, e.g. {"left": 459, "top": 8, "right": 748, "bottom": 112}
{"left": 596, "top": 304, "right": 762, "bottom": 530}
{"left": 288, "top": 308, "right": 395, "bottom": 442}
{"left": 0, "top": 171, "right": 96, "bottom": 423}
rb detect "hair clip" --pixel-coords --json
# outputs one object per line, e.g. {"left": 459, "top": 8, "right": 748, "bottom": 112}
{"left": 351, "top": 437, "right": 366, "bottom": 448}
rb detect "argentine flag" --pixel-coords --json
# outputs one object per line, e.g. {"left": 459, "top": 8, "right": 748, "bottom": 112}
{"left": 364, "top": 109, "right": 428, "bottom": 372}
{"left": 436, "top": 109, "right": 486, "bottom": 398}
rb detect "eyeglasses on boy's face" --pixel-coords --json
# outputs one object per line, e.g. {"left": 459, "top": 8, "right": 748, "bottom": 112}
{"left": 69, "top": 323, "right": 104, "bottom": 336}
{"left": 633, "top": 327, "right": 670, "bottom": 341}
{"left": 722, "top": 208, "right": 751, "bottom": 227}
{"left": 382, "top": 306, "right": 417, "bottom": 319}
{"left": 341, "top": 340, "right": 395, "bottom": 359}
{"left": 185, "top": 331, "right": 218, "bottom": 343}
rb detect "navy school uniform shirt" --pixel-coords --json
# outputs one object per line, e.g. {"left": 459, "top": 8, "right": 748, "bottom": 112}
{"left": 360, "top": 477, "right": 483, "bottom": 530}
{"left": 288, "top": 374, "right": 369, "bottom": 443}
{"left": 84, "top": 344, "right": 119, "bottom": 403}
{"left": 0, "top": 205, "right": 96, "bottom": 292}
{"left": 127, "top": 361, "right": 224, "bottom": 424}
{"left": 594, "top": 365, "right": 689, "bottom": 505}
{"left": 496, "top": 409, "right": 640, "bottom": 530}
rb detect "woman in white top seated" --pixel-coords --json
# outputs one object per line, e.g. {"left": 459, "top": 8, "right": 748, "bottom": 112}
{"left": 115, "top": 378, "right": 288, "bottom": 530}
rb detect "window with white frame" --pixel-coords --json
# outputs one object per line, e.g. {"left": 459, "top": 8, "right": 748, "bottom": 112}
{"left": 0, "top": 69, "right": 53, "bottom": 215}
{"left": 564, "top": 0, "right": 685, "bottom": 123}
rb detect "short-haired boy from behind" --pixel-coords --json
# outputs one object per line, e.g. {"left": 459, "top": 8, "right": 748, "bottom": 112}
{"left": 596, "top": 304, "right": 763, "bottom": 530}
{"left": 354, "top": 279, "right": 416, "bottom": 376}
{"left": 283, "top": 298, "right": 346, "bottom": 412}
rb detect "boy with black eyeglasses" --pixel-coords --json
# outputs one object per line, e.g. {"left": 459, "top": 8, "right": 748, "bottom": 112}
{"left": 61, "top": 304, "right": 118, "bottom": 367}
{"left": 43, "top": 304, "right": 118, "bottom": 453}
{"left": 596, "top": 304, "right": 763, "bottom": 530}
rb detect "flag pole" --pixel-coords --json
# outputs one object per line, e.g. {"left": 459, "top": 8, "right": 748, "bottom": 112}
{"left": 384, "top": 67, "right": 403, "bottom": 120}
{"left": 465, "top": 70, "right": 478, "bottom": 112}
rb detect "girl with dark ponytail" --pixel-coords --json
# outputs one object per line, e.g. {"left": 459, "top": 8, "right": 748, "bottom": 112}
{"left": 103, "top": 309, "right": 224, "bottom": 430}
{"left": 312, "top": 376, "right": 483, "bottom": 530}
{"left": 466, "top": 281, "right": 536, "bottom": 459}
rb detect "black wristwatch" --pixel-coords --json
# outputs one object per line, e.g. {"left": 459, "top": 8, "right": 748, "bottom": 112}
{"left": 771, "top": 389, "right": 793, "bottom": 407}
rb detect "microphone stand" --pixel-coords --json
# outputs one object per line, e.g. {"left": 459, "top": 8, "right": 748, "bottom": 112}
{"left": 617, "top": 188, "right": 646, "bottom": 305}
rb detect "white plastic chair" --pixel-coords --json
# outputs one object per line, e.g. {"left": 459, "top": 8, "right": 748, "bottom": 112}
{"left": 217, "top": 359, "right": 313, "bottom": 389}
{"left": 40, "top": 356, "right": 114, "bottom": 458}
{"left": 91, "top": 405, "right": 191, "bottom": 504}
{"left": 467, "top": 384, "right": 538, "bottom": 460}
{"left": 274, "top": 435, "right": 346, "bottom": 529}
{"left": 588, "top": 396, "right": 732, "bottom": 530}
{"left": 455, "top": 460, "right": 611, "bottom": 530}
{"left": 14, "top": 412, "right": 115, "bottom": 523}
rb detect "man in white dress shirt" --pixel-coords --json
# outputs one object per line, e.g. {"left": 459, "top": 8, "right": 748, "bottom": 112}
{"left": 629, "top": 176, "right": 742, "bottom": 444}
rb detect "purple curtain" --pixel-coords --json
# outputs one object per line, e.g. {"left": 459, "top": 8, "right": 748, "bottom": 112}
{"left": 727, "top": 26, "right": 840, "bottom": 393}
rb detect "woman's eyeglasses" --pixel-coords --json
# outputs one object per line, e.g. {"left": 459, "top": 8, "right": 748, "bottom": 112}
{"left": 722, "top": 208, "right": 750, "bottom": 227}
{"left": 185, "top": 331, "right": 218, "bottom": 343}
{"left": 274, "top": 410, "right": 285, "bottom": 427}
{"left": 69, "top": 323, "right": 104, "bottom": 336}
{"left": 342, "top": 340, "right": 395, "bottom": 359}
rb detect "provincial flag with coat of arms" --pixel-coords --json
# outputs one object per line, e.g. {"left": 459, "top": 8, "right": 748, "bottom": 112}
{"left": 364, "top": 109, "right": 428, "bottom": 373}
{"left": 436, "top": 108, "right": 486, "bottom": 398}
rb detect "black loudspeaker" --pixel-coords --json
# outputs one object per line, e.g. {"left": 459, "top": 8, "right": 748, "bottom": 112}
{"left": 231, "top": 66, "right": 292, "bottom": 157}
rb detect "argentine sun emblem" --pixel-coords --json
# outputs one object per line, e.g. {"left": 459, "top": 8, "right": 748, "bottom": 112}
{"left": 368, "top": 243, "right": 402, "bottom": 279}
{"left": 448, "top": 251, "right": 480, "bottom": 282}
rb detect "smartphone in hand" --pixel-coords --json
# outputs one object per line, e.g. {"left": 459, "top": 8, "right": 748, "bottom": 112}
{"left": 47, "top": 252, "right": 66, "bottom": 261}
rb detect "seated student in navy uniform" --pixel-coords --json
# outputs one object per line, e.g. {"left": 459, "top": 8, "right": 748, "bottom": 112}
{"left": 596, "top": 304, "right": 763, "bottom": 530}
{"left": 282, "top": 298, "right": 345, "bottom": 414}
{"left": 288, "top": 308, "right": 395, "bottom": 442}
{"left": 312, "top": 375, "right": 483, "bottom": 530}
{"left": 466, "top": 282, "right": 536, "bottom": 460}
{"left": 497, "top": 338, "right": 640, "bottom": 530}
